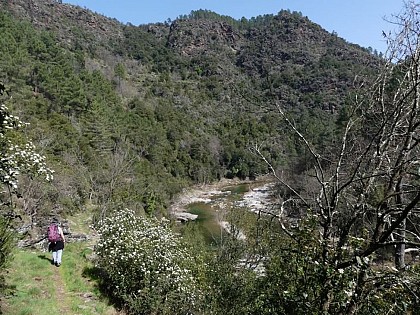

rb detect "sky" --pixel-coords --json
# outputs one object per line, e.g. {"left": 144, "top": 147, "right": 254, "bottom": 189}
{"left": 63, "top": 0, "right": 406, "bottom": 53}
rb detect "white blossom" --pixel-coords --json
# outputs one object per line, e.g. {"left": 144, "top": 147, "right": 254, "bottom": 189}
{"left": 1, "top": 103, "right": 54, "bottom": 190}
{"left": 94, "top": 208, "right": 202, "bottom": 312}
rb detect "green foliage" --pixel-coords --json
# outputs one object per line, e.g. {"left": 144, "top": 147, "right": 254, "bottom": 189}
{"left": 0, "top": 88, "right": 53, "bottom": 196}
{"left": 0, "top": 5, "right": 398, "bottom": 313}
{"left": 117, "top": 24, "right": 181, "bottom": 73}
{"left": 202, "top": 212, "right": 420, "bottom": 315}
{"left": 3, "top": 244, "right": 119, "bottom": 314}
{"left": 0, "top": 215, "right": 14, "bottom": 293}
{"left": 202, "top": 237, "right": 261, "bottom": 315}
{"left": 95, "top": 208, "right": 204, "bottom": 314}
{"left": 0, "top": 6, "right": 380, "bottom": 216}
{"left": 0, "top": 84, "right": 53, "bottom": 305}
{"left": 0, "top": 105, "right": 50, "bottom": 187}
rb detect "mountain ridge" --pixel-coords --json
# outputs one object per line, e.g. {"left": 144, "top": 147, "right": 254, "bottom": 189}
{"left": 0, "top": 0, "right": 381, "bottom": 241}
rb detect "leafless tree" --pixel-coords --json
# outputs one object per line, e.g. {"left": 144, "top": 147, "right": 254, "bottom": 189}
{"left": 255, "top": 1, "right": 419, "bottom": 313}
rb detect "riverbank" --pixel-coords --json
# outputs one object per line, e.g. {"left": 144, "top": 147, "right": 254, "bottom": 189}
{"left": 169, "top": 175, "right": 276, "bottom": 223}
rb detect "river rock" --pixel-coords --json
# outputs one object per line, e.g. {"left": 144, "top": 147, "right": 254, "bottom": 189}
{"left": 173, "top": 212, "right": 198, "bottom": 222}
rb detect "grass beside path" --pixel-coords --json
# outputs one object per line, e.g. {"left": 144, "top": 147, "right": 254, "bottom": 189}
{"left": 2, "top": 243, "right": 119, "bottom": 315}
{"left": 1, "top": 212, "right": 120, "bottom": 315}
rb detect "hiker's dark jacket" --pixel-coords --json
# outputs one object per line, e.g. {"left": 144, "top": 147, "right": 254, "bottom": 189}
{"left": 49, "top": 240, "right": 64, "bottom": 251}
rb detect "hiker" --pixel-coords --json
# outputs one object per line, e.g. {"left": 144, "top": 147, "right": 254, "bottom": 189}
{"left": 48, "top": 221, "right": 66, "bottom": 267}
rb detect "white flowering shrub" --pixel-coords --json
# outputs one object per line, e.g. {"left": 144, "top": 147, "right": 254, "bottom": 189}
{"left": 0, "top": 104, "right": 54, "bottom": 191}
{"left": 95, "top": 208, "right": 203, "bottom": 314}
{"left": 0, "top": 94, "right": 54, "bottom": 293}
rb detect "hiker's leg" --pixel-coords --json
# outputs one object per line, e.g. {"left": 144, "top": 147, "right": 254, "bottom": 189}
{"left": 52, "top": 250, "right": 57, "bottom": 263}
{"left": 56, "top": 249, "right": 63, "bottom": 265}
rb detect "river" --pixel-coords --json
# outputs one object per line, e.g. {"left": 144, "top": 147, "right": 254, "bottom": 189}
{"left": 169, "top": 176, "right": 277, "bottom": 245}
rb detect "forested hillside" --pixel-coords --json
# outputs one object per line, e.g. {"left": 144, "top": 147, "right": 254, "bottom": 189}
{"left": 1, "top": 0, "right": 419, "bottom": 314}
{"left": 0, "top": 0, "right": 380, "bottom": 221}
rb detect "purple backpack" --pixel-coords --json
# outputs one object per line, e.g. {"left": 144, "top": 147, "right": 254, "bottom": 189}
{"left": 47, "top": 224, "right": 61, "bottom": 242}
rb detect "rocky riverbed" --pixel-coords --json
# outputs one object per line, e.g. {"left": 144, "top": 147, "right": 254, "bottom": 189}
{"left": 169, "top": 176, "right": 277, "bottom": 224}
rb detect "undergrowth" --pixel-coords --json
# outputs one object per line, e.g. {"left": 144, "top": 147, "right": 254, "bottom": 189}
{"left": 0, "top": 212, "right": 120, "bottom": 315}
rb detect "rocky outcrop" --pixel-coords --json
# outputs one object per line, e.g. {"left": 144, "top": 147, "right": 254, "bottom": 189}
{"left": 0, "top": 0, "right": 123, "bottom": 49}
{"left": 168, "top": 19, "right": 243, "bottom": 56}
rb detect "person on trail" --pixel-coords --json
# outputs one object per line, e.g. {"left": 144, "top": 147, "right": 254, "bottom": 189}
{"left": 48, "top": 221, "right": 66, "bottom": 267}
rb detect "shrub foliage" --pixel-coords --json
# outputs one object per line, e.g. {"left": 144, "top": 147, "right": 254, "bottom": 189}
{"left": 95, "top": 208, "right": 203, "bottom": 314}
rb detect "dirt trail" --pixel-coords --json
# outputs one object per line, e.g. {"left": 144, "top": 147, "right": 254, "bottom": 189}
{"left": 52, "top": 266, "right": 72, "bottom": 314}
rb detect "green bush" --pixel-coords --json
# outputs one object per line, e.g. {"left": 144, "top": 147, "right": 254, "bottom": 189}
{"left": 0, "top": 215, "right": 15, "bottom": 292}
{"left": 0, "top": 89, "right": 53, "bottom": 300}
{"left": 95, "top": 208, "right": 203, "bottom": 314}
